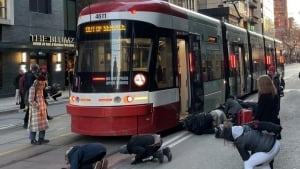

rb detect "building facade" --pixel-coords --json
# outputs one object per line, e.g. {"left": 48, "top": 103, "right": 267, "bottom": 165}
{"left": 0, "top": 0, "right": 76, "bottom": 97}
{"left": 274, "top": 0, "right": 288, "bottom": 40}
{"left": 261, "top": 0, "right": 275, "bottom": 37}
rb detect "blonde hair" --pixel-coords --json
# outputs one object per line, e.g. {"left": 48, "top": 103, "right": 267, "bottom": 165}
{"left": 257, "top": 75, "right": 277, "bottom": 97}
{"left": 222, "top": 120, "right": 234, "bottom": 142}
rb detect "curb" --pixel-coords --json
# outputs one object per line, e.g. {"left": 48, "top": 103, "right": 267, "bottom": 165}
{"left": 0, "top": 97, "right": 69, "bottom": 114}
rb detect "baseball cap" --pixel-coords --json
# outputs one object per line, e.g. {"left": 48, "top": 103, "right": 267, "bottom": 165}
{"left": 268, "top": 66, "right": 275, "bottom": 72}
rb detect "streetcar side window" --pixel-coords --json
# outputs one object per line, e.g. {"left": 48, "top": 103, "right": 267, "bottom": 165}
{"left": 156, "top": 37, "right": 174, "bottom": 89}
{"left": 202, "top": 44, "right": 223, "bottom": 82}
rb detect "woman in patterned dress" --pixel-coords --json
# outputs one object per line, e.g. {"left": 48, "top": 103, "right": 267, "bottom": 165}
{"left": 27, "top": 75, "right": 50, "bottom": 145}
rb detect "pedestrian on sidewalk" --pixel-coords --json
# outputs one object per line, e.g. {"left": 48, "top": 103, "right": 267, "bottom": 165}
{"left": 221, "top": 121, "right": 280, "bottom": 169}
{"left": 28, "top": 75, "right": 50, "bottom": 145}
{"left": 119, "top": 134, "right": 172, "bottom": 164}
{"left": 64, "top": 143, "right": 108, "bottom": 169}
{"left": 13, "top": 69, "right": 24, "bottom": 105}
{"left": 23, "top": 64, "right": 39, "bottom": 128}
{"left": 19, "top": 72, "right": 26, "bottom": 111}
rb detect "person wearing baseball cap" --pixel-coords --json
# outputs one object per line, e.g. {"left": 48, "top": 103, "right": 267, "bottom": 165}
{"left": 268, "top": 65, "right": 275, "bottom": 72}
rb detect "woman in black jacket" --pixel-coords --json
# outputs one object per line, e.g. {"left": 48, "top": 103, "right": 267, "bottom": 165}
{"left": 255, "top": 75, "right": 280, "bottom": 125}
{"left": 222, "top": 121, "right": 280, "bottom": 169}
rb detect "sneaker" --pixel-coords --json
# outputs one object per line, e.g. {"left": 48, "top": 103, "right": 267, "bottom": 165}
{"left": 154, "top": 150, "right": 164, "bottom": 163}
{"left": 38, "top": 138, "right": 50, "bottom": 144}
{"left": 31, "top": 139, "right": 40, "bottom": 145}
{"left": 94, "top": 159, "right": 108, "bottom": 169}
{"left": 215, "top": 126, "right": 223, "bottom": 138}
{"left": 163, "top": 147, "right": 172, "bottom": 162}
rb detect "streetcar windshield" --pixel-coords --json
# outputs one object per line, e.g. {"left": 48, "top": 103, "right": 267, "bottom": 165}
{"left": 73, "top": 20, "right": 155, "bottom": 92}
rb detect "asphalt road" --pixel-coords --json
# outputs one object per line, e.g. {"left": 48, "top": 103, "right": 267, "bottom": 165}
{"left": 0, "top": 63, "right": 299, "bottom": 169}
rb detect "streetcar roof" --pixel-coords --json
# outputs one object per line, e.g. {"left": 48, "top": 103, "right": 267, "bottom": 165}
{"left": 79, "top": 0, "right": 186, "bottom": 19}
{"left": 78, "top": 0, "right": 221, "bottom": 32}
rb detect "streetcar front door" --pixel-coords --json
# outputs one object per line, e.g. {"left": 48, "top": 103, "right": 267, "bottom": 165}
{"left": 229, "top": 45, "right": 246, "bottom": 98}
{"left": 189, "top": 35, "right": 204, "bottom": 113}
{"left": 177, "top": 34, "right": 204, "bottom": 117}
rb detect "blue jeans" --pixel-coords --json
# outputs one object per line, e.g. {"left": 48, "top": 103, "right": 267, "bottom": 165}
{"left": 29, "top": 130, "right": 45, "bottom": 140}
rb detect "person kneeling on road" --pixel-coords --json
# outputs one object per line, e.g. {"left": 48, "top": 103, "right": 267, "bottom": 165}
{"left": 119, "top": 134, "right": 172, "bottom": 164}
{"left": 65, "top": 143, "right": 108, "bottom": 169}
{"left": 220, "top": 121, "right": 280, "bottom": 169}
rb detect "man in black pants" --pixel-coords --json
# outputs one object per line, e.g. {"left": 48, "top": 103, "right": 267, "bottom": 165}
{"left": 23, "top": 64, "right": 39, "bottom": 128}
{"left": 119, "top": 134, "right": 172, "bottom": 164}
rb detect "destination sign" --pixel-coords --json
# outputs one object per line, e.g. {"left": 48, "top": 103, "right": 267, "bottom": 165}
{"left": 84, "top": 24, "right": 126, "bottom": 33}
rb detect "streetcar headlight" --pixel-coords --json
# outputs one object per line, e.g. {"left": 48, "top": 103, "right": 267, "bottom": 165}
{"left": 124, "top": 96, "right": 134, "bottom": 103}
{"left": 70, "top": 96, "right": 79, "bottom": 103}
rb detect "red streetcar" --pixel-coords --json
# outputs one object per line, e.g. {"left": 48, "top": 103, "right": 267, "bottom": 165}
{"left": 66, "top": 0, "right": 283, "bottom": 136}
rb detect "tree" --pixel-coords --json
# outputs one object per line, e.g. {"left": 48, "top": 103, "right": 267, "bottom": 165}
{"left": 282, "top": 19, "right": 300, "bottom": 63}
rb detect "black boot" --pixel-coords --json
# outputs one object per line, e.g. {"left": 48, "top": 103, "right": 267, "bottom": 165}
{"left": 131, "top": 158, "right": 142, "bottom": 165}
{"left": 162, "top": 147, "right": 172, "bottom": 162}
{"left": 38, "top": 138, "right": 50, "bottom": 144}
{"left": 154, "top": 150, "right": 164, "bottom": 163}
{"left": 23, "top": 123, "right": 28, "bottom": 129}
{"left": 276, "top": 133, "right": 282, "bottom": 140}
{"left": 31, "top": 139, "right": 40, "bottom": 145}
{"left": 269, "top": 159, "right": 274, "bottom": 169}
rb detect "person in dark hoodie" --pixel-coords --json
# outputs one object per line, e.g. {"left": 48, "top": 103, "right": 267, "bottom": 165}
{"left": 224, "top": 97, "right": 243, "bottom": 124}
{"left": 119, "top": 134, "right": 172, "bottom": 165}
{"left": 65, "top": 143, "right": 108, "bottom": 169}
{"left": 221, "top": 121, "right": 280, "bottom": 169}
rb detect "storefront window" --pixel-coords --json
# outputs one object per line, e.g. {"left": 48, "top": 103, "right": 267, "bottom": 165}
{"left": 0, "top": 0, "right": 6, "bottom": 19}
{"left": 29, "top": 0, "right": 52, "bottom": 14}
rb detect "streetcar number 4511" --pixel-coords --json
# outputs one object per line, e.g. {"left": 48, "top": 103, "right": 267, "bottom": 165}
{"left": 95, "top": 13, "right": 107, "bottom": 19}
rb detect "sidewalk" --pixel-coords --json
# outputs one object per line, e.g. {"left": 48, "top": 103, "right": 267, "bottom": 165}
{"left": 0, "top": 90, "right": 70, "bottom": 113}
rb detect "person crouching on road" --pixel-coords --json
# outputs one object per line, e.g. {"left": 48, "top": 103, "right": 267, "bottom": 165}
{"left": 65, "top": 143, "right": 108, "bottom": 169}
{"left": 221, "top": 121, "right": 280, "bottom": 169}
{"left": 28, "top": 75, "right": 50, "bottom": 145}
{"left": 119, "top": 134, "right": 172, "bottom": 164}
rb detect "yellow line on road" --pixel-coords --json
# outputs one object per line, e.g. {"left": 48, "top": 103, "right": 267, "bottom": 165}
{"left": 0, "top": 145, "right": 30, "bottom": 156}
{"left": 0, "top": 132, "right": 74, "bottom": 157}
